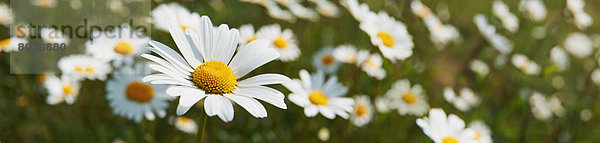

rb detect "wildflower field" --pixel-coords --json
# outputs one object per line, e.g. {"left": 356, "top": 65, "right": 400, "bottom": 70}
{"left": 1, "top": 0, "right": 600, "bottom": 142}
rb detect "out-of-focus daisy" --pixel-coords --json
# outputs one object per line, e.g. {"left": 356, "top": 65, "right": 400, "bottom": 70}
{"left": 107, "top": 0, "right": 124, "bottom": 14}
{"left": 257, "top": 24, "right": 300, "bottom": 61}
{"left": 340, "top": 0, "right": 373, "bottom": 22}
{"left": 106, "top": 63, "right": 170, "bottom": 123}
{"left": 264, "top": 3, "right": 296, "bottom": 22}
{"left": 416, "top": 108, "right": 477, "bottom": 143}
{"left": 277, "top": 0, "right": 319, "bottom": 21}
{"left": 0, "top": 36, "right": 27, "bottom": 52}
{"left": 174, "top": 116, "right": 198, "bottom": 134}
{"left": 284, "top": 69, "right": 354, "bottom": 119}
{"left": 358, "top": 53, "right": 386, "bottom": 80}
{"left": 333, "top": 44, "right": 358, "bottom": 65}
{"left": 591, "top": 69, "right": 600, "bottom": 85}
{"left": 44, "top": 75, "right": 80, "bottom": 105}
{"left": 351, "top": 95, "right": 373, "bottom": 127}
{"left": 151, "top": 3, "right": 202, "bottom": 32}
{"left": 468, "top": 120, "right": 493, "bottom": 143}
{"left": 238, "top": 24, "right": 258, "bottom": 47}
{"left": 550, "top": 46, "right": 569, "bottom": 72}
{"left": 411, "top": 0, "right": 460, "bottom": 47}
{"left": 58, "top": 55, "right": 112, "bottom": 81}
{"left": 143, "top": 16, "right": 289, "bottom": 122}
{"left": 318, "top": 127, "right": 330, "bottom": 141}
{"left": 511, "top": 54, "right": 540, "bottom": 75}
{"left": 385, "top": 79, "right": 429, "bottom": 116}
{"left": 529, "top": 92, "right": 565, "bottom": 121}
{"left": 41, "top": 28, "right": 70, "bottom": 45}
{"left": 70, "top": 0, "right": 82, "bottom": 10}
{"left": 31, "top": 0, "right": 57, "bottom": 8}
{"left": 474, "top": 14, "right": 513, "bottom": 54}
{"left": 580, "top": 109, "right": 592, "bottom": 122}
{"left": 309, "top": 0, "right": 339, "bottom": 17}
{"left": 470, "top": 60, "right": 490, "bottom": 77}
{"left": 567, "top": 0, "right": 593, "bottom": 30}
{"left": 312, "top": 47, "right": 340, "bottom": 74}
{"left": 563, "top": 32, "right": 592, "bottom": 58}
{"left": 519, "top": 0, "right": 546, "bottom": 21}
{"left": 0, "top": 4, "right": 13, "bottom": 26}
{"left": 493, "top": 0, "right": 519, "bottom": 33}
{"left": 374, "top": 96, "right": 392, "bottom": 113}
{"left": 443, "top": 87, "right": 480, "bottom": 112}
{"left": 86, "top": 24, "right": 149, "bottom": 67}
{"left": 360, "top": 12, "right": 414, "bottom": 62}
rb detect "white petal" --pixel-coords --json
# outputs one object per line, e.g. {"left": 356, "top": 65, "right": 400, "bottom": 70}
{"left": 288, "top": 93, "right": 310, "bottom": 107}
{"left": 233, "top": 86, "right": 286, "bottom": 109}
{"left": 148, "top": 41, "right": 194, "bottom": 72}
{"left": 176, "top": 104, "right": 194, "bottom": 115}
{"left": 304, "top": 105, "right": 318, "bottom": 117}
{"left": 229, "top": 39, "right": 279, "bottom": 78}
{"left": 237, "top": 73, "right": 291, "bottom": 87}
{"left": 282, "top": 79, "right": 306, "bottom": 93}
{"left": 178, "top": 94, "right": 206, "bottom": 107}
{"left": 199, "top": 16, "right": 214, "bottom": 62}
{"left": 204, "top": 95, "right": 220, "bottom": 116}
{"left": 168, "top": 21, "right": 202, "bottom": 67}
{"left": 142, "top": 54, "right": 190, "bottom": 77}
{"left": 148, "top": 64, "right": 189, "bottom": 81}
{"left": 145, "top": 112, "right": 156, "bottom": 121}
{"left": 225, "top": 94, "right": 268, "bottom": 118}
{"left": 212, "top": 25, "right": 238, "bottom": 64}
{"left": 299, "top": 69, "right": 312, "bottom": 89}
{"left": 319, "top": 106, "right": 336, "bottom": 119}
{"left": 211, "top": 95, "right": 235, "bottom": 122}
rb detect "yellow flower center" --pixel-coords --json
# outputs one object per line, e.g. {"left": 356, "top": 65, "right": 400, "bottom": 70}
{"left": 85, "top": 66, "right": 95, "bottom": 73}
{"left": 63, "top": 84, "right": 74, "bottom": 95}
{"left": 114, "top": 41, "right": 134, "bottom": 55}
{"left": 181, "top": 25, "right": 189, "bottom": 31}
{"left": 178, "top": 117, "right": 191, "bottom": 123}
{"left": 401, "top": 91, "right": 418, "bottom": 104}
{"left": 192, "top": 61, "right": 237, "bottom": 94}
{"left": 377, "top": 32, "right": 395, "bottom": 47}
{"left": 416, "top": 6, "right": 431, "bottom": 18}
{"left": 321, "top": 54, "right": 335, "bottom": 66}
{"left": 309, "top": 90, "right": 328, "bottom": 105}
{"left": 474, "top": 130, "right": 482, "bottom": 140}
{"left": 39, "top": 0, "right": 51, "bottom": 7}
{"left": 273, "top": 37, "right": 288, "bottom": 49}
{"left": 247, "top": 35, "right": 258, "bottom": 44}
{"left": 355, "top": 104, "right": 367, "bottom": 117}
{"left": 0, "top": 38, "right": 10, "bottom": 50}
{"left": 442, "top": 137, "right": 458, "bottom": 143}
{"left": 125, "top": 82, "right": 154, "bottom": 103}
{"left": 75, "top": 65, "right": 84, "bottom": 73}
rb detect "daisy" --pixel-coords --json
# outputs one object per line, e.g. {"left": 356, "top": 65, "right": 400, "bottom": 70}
{"left": 333, "top": 44, "right": 358, "bottom": 65}
{"left": 264, "top": 3, "right": 296, "bottom": 22}
{"left": 519, "top": 0, "right": 546, "bottom": 21}
{"left": 567, "top": 0, "right": 593, "bottom": 30}
{"left": 317, "top": 127, "right": 330, "bottom": 141}
{"left": 351, "top": 95, "right": 373, "bottom": 127}
{"left": 151, "top": 3, "right": 202, "bottom": 32}
{"left": 358, "top": 53, "right": 386, "bottom": 80}
{"left": 284, "top": 69, "right": 354, "bottom": 119}
{"left": 385, "top": 79, "right": 429, "bottom": 116}
{"left": 86, "top": 24, "right": 149, "bottom": 67}
{"left": 31, "top": 0, "right": 57, "bottom": 8}
{"left": 580, "top": 109, "right": 592, "bottom": 122}
{"left": 468, "top": 120, "right": 493, "bottom": 143}
{"left": 563, "top": 32, "right": 592, "bottom": 58}
{"left": 469, "top": 60, "right": 490, "bottom": 77}
{"left": 41, "top": 27, "right": 70, "bottom": 45}
{"left": 493, "top": 0, "right": 519, "bottom": 33}
{"left": 374, "top": 95, "right": 392, "bottom": 113}
{"left": 416, "top": 108, "right": 477, "bottom": 143}
{"left": 529, "top": 92, "right": 565, "bottom": 121}
{"left": 411, "top": 0, "right": 460, "bottom": 47}
{"left": 312, "top": 47, "right": 340, "bottom": 74}
{"left": 443, "top": 87, "right": 480, "bottom": 112}
{"left": 591, "top": 69, "right": 600, "bottom": 85}
{"left": 360, "top": 11, "right": 414, "bottom": 62}
{"left": 474, "top": 14, "right": 513, "bottom": 54}
{"left": 309, "top": 0, "right": 339, "bottom": 17}
{"left": 511, "top": 54, "right": 540, "bottom": 75}
{"left": 549, "top": 46, "right": 569, "bottom": 72}
{"left": 340, "top": 0, "right": 373, "bottom": 22}
{"left": 0, "top": 3, "right": 13, "bottom": 26}
{"left": 174, "top": 116, "right": 198, "bottom": 134}
{"left": 58, "top": 55, "right": 112, "bottom": 81}
{"left": 142, "top": 16, "right": 290, "bottom": 122}
{"left": 0, "top": 36, "right": 27, "bottom": 52}
{"left": 106, "top": 63, "right": 170, "bottom": 123}
{"left": 277, "top": 0, "right": 319, "bottom": 21}
{"left": 44, "top": 74, "right": 80, "bottom": 105}
{"left": 238, "top": 24, "right": 258, "bottom": 47}
{"left": 256, "top": 24, "right": 300, "bottom": 61}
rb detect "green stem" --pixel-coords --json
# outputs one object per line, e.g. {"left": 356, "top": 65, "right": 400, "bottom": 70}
{"left": 197, "top": 112, "right": 208, "bottom": 143}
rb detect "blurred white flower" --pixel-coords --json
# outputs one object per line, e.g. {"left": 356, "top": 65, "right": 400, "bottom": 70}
{"left": 257, "top": 24, "right": 301, "bottom": 62}
{"left": 309, "top": 0, "right": 339, "bottom": 17}
{"left": 580, "top": 109, "right": 593, "bottom": 122}
{"left": 519, "top": 0, "right": 546, "bottom": 21}
{"left": 374, "top": 96, "right": 392, "bottom": 113}
{"left": 318, "top": 127, "right": 330, "bottom": 141}
{"left": 351, "top": 95, "right": 373, "bottom": 127}
{"left": 493, "top": 0, "right": 519, "bottom": 33}
{"left": 529, "top": 92, "right": 564, "bottom": 121}
{"left": 86, "top": 24, "right": 149, "bottom": 67}
{"left": 284, "top": 69, "right": 354, "bottom": 119}
{"left": 151, "top": 3, "right": 202, "bottom": 32}
{"left": 312, "top": 47, "right": 341, "bottom": 74}
{"left": 567, "top": 0, "right": 593, "bottom": 30}
{"left": 44, "top": 74, "right": 80, "bottom": 105}
{"left": 470, "top": 60, "right": 490, "bottom": 77}
{"left": 591, "top": 69, "right": 600, "bottom": 85}
{"left": 264, "top": 3, "right": 296, "bottom": 22}
{"left": 340, "top": 0, "right": 373, "bottom": 22}
{"left": 385, "top": 79, "right": 429, "bottom": 116}
{"left": 443, "top": 87, "right": 480, "bottom": 112}
{"left": 58, "top": 55, "right": 112, "bottom": 81}
{"left": 416, "top": 108, "right": 478, "bottom": 143}
{"left": 358, "top": 53, "right": 386, "bottom": 80}
{"left": 474, "top": 14, "right": 513, "bottom": 54}
{"left": 238, "top": 24, "right": 258, "bottom": 47}
{"left": 31, "top": 0, "right": 57, "bottom": 8}
{"left": 411, "top": 0, "right": 460, "bottom": 48}
{"left": 41, "top": 28, "right": 70, "bottom": 45}
{"left": 360, "top": 12, "right": 414, "bottom": 62}
{"left": 564, "top": 32, "right": 593, "bottom": 58}
{"left": 511, "top": 54, "right": 540, "bottom": 75}
{"left": 0, "top": 3, "right": 13, "bottom": 26}
{"left": 0, "top": 36, "right": 27, "bottom": 53}
{"left": 277, "top": 0, "right": 319, "bottom": 21}
{"left": 550, "top": 46, "right": 569, "bottom": 72}
{"left": 333, "top": 44, "right": 358, "bottom": 64}
{"left": 468, "top": 120, "right": 493, "bottom": 143}
{"left": 174, "top": 117, "right": 198, "bottom": 134}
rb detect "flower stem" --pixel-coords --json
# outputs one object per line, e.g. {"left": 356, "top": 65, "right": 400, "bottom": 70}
{"left": 197, "top": 112, "right": 208, "bottom": 143}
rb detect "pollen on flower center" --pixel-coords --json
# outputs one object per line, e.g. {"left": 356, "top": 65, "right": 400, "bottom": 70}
{"left": 75, "top": 65, "right": 84, "bottom": 73}
{"left": 114, "top": 41, "right": 134, "bottom": 55}
{"left": 192, "top": 61, "right": 237, "bottom": 94}
{"left": 442, "top": 137, "right": 458, "bottom": 143}
{"left": 377, "top": 32, "right": 395, "bottom": 47}
{"left": 63, "top": 84, "right": 74, "bottom": 95}
{"left": 355, "top": 104, "right": 367, "bottom": 116}
{"left": 273, "top": 37, "right": 288, "bottom": 49}
{"left": 402, "top": 92, "right": 418, "bottom": 104}
{"left": 474, "top": 130, "right": 482, "bottom": 140}
{"left": 85, "top": 66, "right": 95, "bottom": 73}
{"left": 125, "top": 82, "right": 154, "bottom": 103}
{"left": 309, "top": 90, "right": 328, "bottom": 105}
{"left": 321, "top": 54, "right": 335, "bottom": 66}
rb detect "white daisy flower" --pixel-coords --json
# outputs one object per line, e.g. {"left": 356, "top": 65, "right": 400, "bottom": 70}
{"left": 416, "top": 108, "right": 477, "bottom": 143}
{"left": 284, "top": 69, "right": 354, "bottom": 119}
{"left": 529, "top": 92, "right": 564, "bottom": 121}
{"left": 443, "top": 87, "right": 480, "bottom": 112}
{"left": 142, "top": 16, "right": 290, "bottom": 122}
{"left": 264, "top": 3, "right": 296, "bottom": 22}
{"left": 86, "top": 24, "right": 149, "bottom": 67}
{"left": 468, "top": 120, "right": 493, "bottom": 143}
{"left": 567, "top": 0, "right": 593, "bottom": 30}
{"left": 550, "top": 46, "right": 569, "bottom": 72}
{"left": 385, "top": 79, "right": 429, "bottom": 116}
{"left": 240, "top": 0, "right": 272, "bottom": 7}
{"left": 0, "top": 3, "right": 13, "bottom": 26}
{"left": 563, "top": 32, "right": 592, "bottom": 58}
{"left": 474, "top": 14, "right": 513, "bottom": 54}
{"left": 511, "top": 54, "right": 540, "bottom": 75}
{"left": 493, "top": 0, "right": 519, "bottom": 33}
{"left": 238, "top": 24, "right": 258, "bottom": 47}
{"left": 152, "top": 3, "right": 202, "bottom": 32}
{"left": 340, "top": 0, "right": 373, "bottom": 22}
{"left": 469, "top": 60, "right": 490, "bottom": 77}
{"left": 277, "top": 0, "right": 319, "bottom": 21}
{"left": 333, "top": 44, "right": 358, "bottom": 65}
{"left": 591, "top": 69, "right": 600, "bottom": 85}
{"left": 358, "top": 53, "right": 386, "bottom": 80}
{"left": 41, "top": 27, "right": 70, "bottom": 45}
{"left": 312, "top": 47, "right": 340, "bottom": 74}
{"left": 31, "top": 0, "right": 57, "bottom": 8}
{"left": 174, "top": 116, "right": 198, "bottom": 134}
{"left": 256, "top": 24, "right": 300, "bottom": 61}
{"left": 351, "top": 95, "right": 373, "bottom": 127}
{"left": 411, "top": 0, "right": 460, "bottom": 47}
{"left": 44, "top": 74, "right": 80, "bottom": 105}
{"left": 360, "top": 11, "right": 414, "bottom": 62}
{"left": 58, "top": 55, "right": 112, "bottom": 81}
{"left": 0, "top": 36, "right": 27, "bottom": 53}
{"left": 309, "top": 0, "right": 339, "bottom": 17}
{"left": 106, "top": 63, "right": 170, "bottom": 123}
{"left": 519, "top": 0, "right": 546, "bottom": 21}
